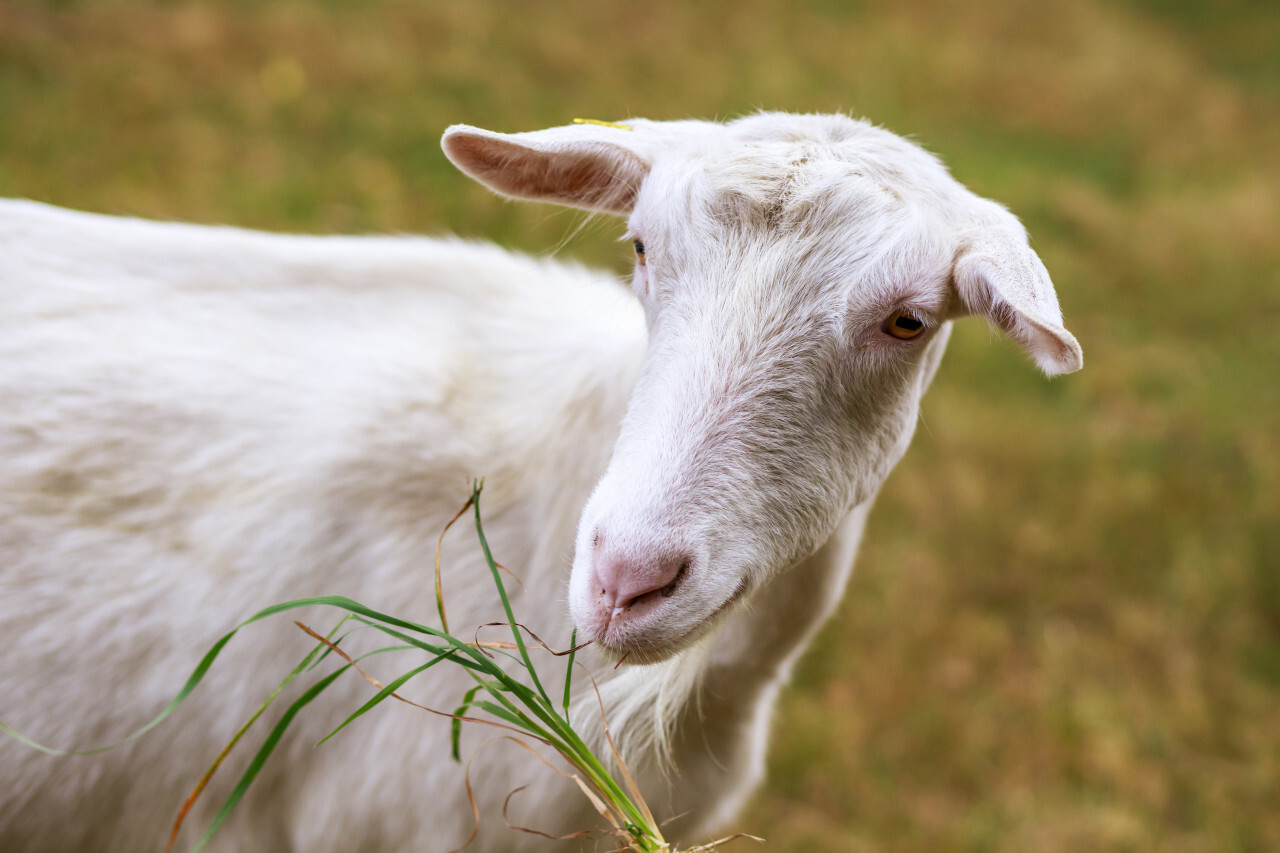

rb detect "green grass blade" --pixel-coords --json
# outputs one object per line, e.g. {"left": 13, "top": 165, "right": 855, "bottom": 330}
{"left": 348, "top": 617, "right": 493, "bottom": 675}
{"left": 307, "top": 624, "right": 358, "bottom": 671}
{"left": 1, "top": 595, "right": 467, "bottom": 756}
{"left": 166, "top": 619, "right": 352, "bottom": 852}
{"left": 190, "top": 665, "right": 350, "bottom": 853}
{"left": 317, "top": 652, "right": 451, "bottom": 748}
{"left": 562, "top": 627, "right": 578, "bottom": 720}
{"left": 1, "top": 627, "right": 243, "bottom": 756}
{"left": 465, "top": 662, "right": 577, "bottom": 746}
{"left": 468, "top": 699, "right": 557, "bottom": 744}
{"left": 469, "top": 480, "right": 554, "bottom": 712}
{"left": 450, "top": 684, "right": 483, "bottom": 762}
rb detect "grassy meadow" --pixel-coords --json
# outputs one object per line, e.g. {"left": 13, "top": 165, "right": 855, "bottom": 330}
{"left": 3, "top": 0, "right": 1278, "bottom": 849}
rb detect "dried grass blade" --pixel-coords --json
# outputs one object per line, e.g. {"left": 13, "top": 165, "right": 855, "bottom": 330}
{"left": 317, "top": 654, "right": 450, "bottom": 748}
{"left": 472, "top": 621, "right": 591, "bottom": 658}
{"left": 298, "top": 622, "right": 555, "bottom": 746}
{"left": 167, "top": 623, "right": 341, "bottom": 851}
{"left": 485, "top": 735, "right": 623, "bottom": 834}
{"left": 2, "top": 600, "right": 390, "bottom": 756}
{"left": 605, "top": 727, "right": 657, "bottom": 838}
{"left": 494, "top": 561, "right": 524, "bottom": 587}
{"left": 446, "top": 752, "right": 482, "bottom": 853}
{"left": 502, "top": 786, "right": 600, "bottom": 841}
{"left": 434, "top": 492, "right": 475, "bottom": 634}
{"left": 683, "top": 833, "right": 766, "bottom": 851}
{"left": 569, "top": 663, "right": 665, "bottom": 848}
{"left": 189, "top": 665, "right": 350, "bottom": 852}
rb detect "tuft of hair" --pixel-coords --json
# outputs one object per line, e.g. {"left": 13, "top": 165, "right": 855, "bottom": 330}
{"left": 573, "top": 642, "right": 711, "bottom": 772}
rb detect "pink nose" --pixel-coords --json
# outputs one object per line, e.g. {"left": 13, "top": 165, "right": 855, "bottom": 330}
{"left": 591, "top": 536, "right": 691, "bottom": 619}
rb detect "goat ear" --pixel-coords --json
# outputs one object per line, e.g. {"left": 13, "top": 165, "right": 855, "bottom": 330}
{"left": 952, "top": 227, "right": 1083, "bottom": 375}
{"left": 441, "top": 122, "right": 651, "bottom": 215}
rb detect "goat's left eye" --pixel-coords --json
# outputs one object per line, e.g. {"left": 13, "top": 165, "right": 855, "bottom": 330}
{"left": 633, "top": 239, "right": 646, "bottom": 266}
{"left": 882, "top": 310, "right": 926, "bottom": 340}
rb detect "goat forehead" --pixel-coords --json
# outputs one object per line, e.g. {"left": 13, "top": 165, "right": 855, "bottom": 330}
{"left": 707, "top": 148, "right": 891, "bottom": 230}
{"left": 640, "top": 151, "right": 949, "bottom": 282}
{"left": 694, "top": 118, "right": 957, "bottom": 224}
{"left": 647, "top": 202, "right": 947, "bottom": 320}
{"left": 719, "top": 112, "right": 957, "bottom": 187}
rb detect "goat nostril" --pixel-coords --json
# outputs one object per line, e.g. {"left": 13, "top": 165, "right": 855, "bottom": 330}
{"left": 659, "top": 561, "right": 689, "bottom": 598}
{"left": 593, "top": 551, "right": 694, "bottom": 616}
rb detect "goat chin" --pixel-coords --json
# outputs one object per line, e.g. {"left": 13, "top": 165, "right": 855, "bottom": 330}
{"left": 0, "top": 111, "right": 1078, "bottom": 852}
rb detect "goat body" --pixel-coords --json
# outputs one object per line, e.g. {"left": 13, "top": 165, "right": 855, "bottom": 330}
{"left": 0, "top": 113, "right": 1080, "bottom": 851}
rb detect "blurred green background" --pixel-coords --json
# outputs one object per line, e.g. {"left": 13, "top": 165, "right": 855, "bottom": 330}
{"left": 3, "top": 0, "right": 1277, "bottom": 849}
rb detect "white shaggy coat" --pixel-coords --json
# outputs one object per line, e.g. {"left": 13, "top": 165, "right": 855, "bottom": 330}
{"left": 0, "top": 112, "right": 1080, "bottom": 852}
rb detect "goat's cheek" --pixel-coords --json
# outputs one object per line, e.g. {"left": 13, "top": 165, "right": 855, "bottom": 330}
{"left": 845, "top": 395, "right": 922, "bottom": 507}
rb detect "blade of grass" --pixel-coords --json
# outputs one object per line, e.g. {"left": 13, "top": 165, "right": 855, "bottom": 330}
{"left": 346, "top": 617, "right": 493, "bottom": 675}
{"left": 434, "top": 491, "right": 475, "bottom": 634}
{"left": 334, "top": 580, "right": 664, "bottom": 849}
{"left": 1, "top": 626, "right": 245, "bottom": 756}
{"left": 451, "top": 684, "right": 484, "bottom": 761}
{"left": 469, "top": 479, "right": 554, "bottom": 711}
{"left": 565, "top": 664, "right": 667, "bottom": 846}
{"left": 307, "top": 625, "right": 359, "bottom": 671}
{"left": 167, "top": 617, "right": 352, "bottom": 852}
{"left": 174, "top": 637, "right": 423, "bottom": 851}
{"left": 448, "top": 750, "right": 483, "bottom": 853}
{"left": 315, "top": 653, "right": 451, "bottom": 748}
{"left": 1, "top": 594, "right": 496, "bottom": 756}
{"left": 477, "top": 735, "right": 628, "bottom": 844}
{"left": 189, "top": 664, "right": 351, "bottom": 853}
{"left": 303, "top": 619, "right": 562, "bottom": 747}
{"left": 684, "top": 833, "right": 767, "bottom": 851}
{"left": 563, "top": 628, "right": 578, "bottom": 720}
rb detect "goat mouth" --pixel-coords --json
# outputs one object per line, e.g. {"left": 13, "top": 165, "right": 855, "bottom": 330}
{"left": 594, "top": 575, "right": 753, "bottom": 666}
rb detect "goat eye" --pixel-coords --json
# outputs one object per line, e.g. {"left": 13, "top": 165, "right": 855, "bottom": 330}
{"left": 633, "top": 239, "right": 646, "bottom": 266}
{"left": 883, "top": 310, "right": 926, "bottom": 340}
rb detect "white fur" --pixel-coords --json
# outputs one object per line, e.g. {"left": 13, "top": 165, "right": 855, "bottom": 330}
{"left": 0, "top": 113, "right": 1080, "bottom": 852}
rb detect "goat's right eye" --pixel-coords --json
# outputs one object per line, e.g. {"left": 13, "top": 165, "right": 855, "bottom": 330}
{"left": 633, "top": 239, "right": 646, "bottom": 266}
{"left": 882, "top": 310, "right": 926, "bottom": 340}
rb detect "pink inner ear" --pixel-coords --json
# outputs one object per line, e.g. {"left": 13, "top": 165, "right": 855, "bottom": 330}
{"left": 446, "top": 133, "right": 643, "bottom": 214}
{"left": 958, "top": 267, "right": 1083, "bottom": 375}
{"left": 987, "top": 293, "right": 1083, "bottom": 374}
{"left": 526, "top": 152, "right": 638, "bottom": 209}
{"left": 985, "top": 295, "right": 1020, "bottom": 336}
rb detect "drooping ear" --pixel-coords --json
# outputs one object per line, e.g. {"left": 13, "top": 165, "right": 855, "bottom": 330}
{"left": 952, "top": 227, "right": 1083, "bottom": 375}
{"left": 441, "top": 121, "right": 653, "bottom": 215}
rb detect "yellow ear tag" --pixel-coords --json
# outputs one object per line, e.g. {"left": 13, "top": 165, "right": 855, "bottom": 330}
{"left": 572, "top": 118, "right": 633, "bottom": 131}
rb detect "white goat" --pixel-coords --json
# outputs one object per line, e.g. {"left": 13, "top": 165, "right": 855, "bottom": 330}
{"left": 0, "top": 112, "right": 1081, "bottom": 852}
